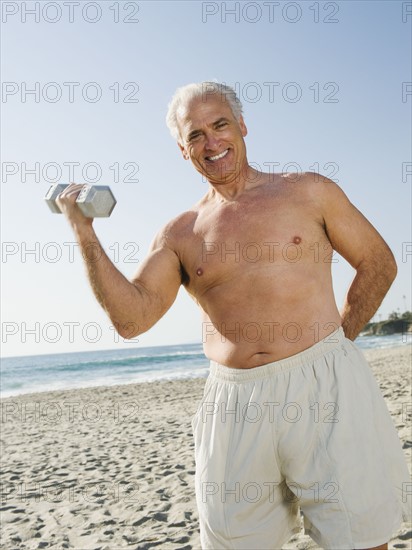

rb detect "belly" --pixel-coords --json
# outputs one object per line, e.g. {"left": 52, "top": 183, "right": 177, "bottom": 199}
{"left": 197, "top": 265, "right": 342, "bottom": 367}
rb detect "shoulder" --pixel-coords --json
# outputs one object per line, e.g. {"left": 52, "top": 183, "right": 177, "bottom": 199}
{"left": 280, "top": 171, "right": 337, "bottom": 188}
{"left": 281, "top": 171, "right": 351, "bottom": 204}
{"left": 150, "top": 209, "right": 199, "bottom": 251}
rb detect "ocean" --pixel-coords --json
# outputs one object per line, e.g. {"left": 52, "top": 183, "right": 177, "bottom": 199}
{"left": 1, "top": 333, "right": 411, "bottom": 398}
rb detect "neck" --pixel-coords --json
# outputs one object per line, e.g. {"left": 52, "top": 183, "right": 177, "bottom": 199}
{"left": 206, "top": 164, "right": 261, "bottom": 201}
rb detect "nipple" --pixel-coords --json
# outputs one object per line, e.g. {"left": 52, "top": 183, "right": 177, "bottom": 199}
{"left": 293, "top": 236, "right": 302, "bottom": 245}
{"left": 196, "top": 267, "right": 203, "bottom": 276}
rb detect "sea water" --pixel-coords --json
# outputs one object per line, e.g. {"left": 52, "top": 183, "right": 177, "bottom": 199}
{"left": 1, "top": 333, "right": 410, "bottom": 398}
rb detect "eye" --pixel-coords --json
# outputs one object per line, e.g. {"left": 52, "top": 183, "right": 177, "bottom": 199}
{"left": 216, "top": 122, "right": 228, "bottom": 129}
{"left": 188, "top": 133, "right": 201, "bottom": 142}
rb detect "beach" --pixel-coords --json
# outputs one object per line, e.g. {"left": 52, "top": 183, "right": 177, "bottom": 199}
{"left": 1, "top": 345, "right": 411, "bottom": 550}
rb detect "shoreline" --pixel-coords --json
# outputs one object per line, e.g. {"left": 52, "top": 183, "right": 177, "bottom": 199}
{"left": 0, "top": 371, "right": 209, "bottom": 401}
{"left": 1, "top": 342, "right": 410, "bottom": 401}
{"left": 1, "top": 345, "right": 411, "bottom": 549}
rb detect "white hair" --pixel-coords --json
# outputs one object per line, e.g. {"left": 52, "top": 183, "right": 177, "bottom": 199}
{"left": 166, "top": 81, "right": 244, "bottom": 143}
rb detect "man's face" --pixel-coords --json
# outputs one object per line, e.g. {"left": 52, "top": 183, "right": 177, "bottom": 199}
{"left": 177, "top": 93, "right": 248, "bottom": 185}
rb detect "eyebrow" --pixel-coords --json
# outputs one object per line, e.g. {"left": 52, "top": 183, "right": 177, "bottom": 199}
{"left": 214, "top": 117, "right": 229, "bottom": 126}
{"left": 186, "top": 117, "right": 230, "bottom": 141}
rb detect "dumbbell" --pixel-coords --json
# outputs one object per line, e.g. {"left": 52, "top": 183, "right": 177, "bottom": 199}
{"left": 45, "top": 184, "right": 117, "bottom": 218}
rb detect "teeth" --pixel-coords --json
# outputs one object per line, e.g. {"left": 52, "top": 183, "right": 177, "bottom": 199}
{"left": 207, "top": 149, "right": 229, "bottom": 161}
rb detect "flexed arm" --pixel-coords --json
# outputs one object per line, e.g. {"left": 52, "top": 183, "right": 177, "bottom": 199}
{"left": 56, "top": 184, "right": 182, "bottom": 338}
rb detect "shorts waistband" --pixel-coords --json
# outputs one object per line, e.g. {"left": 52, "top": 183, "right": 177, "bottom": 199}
{"left": 209, "top": 327, "right": 347, "bottom": 382}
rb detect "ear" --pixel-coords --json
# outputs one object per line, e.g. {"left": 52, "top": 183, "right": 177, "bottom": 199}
{"left": 178, "top": 141, "right": 189, "bottom": 160}
{"left": 239, "top": 115, "right": 248, "bottom": 138}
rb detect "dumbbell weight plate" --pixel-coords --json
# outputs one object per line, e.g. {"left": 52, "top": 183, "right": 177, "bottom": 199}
{"left": 75, "top": 185, "right": 117, "bottom": 218}
{"left": 44, "top": 184, "right": 69, "bottom": 213}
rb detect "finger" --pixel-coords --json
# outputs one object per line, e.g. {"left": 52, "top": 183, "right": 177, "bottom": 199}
{"left": 60, "top": 183, "right": 85, "bottom": 197}
{"left": 57, "top": 185, "right": 86, "bottom": 206}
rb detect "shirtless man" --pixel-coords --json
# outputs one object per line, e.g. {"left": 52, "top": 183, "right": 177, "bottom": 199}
{"left": 57, "top": 82, "right": 410, "bottom": 549}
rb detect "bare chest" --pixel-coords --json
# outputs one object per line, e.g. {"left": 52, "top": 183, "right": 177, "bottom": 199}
{"left": 179, "top": 194, "right": 330, "bottom": 294}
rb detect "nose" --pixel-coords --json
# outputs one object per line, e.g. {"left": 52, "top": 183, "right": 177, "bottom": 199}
{"left": 204, "top": 131, "right": 220, "bottom": 151}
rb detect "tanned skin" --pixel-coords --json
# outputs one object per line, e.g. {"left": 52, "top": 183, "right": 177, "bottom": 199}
{"left": 57, "top": 93, "right": 396, "bottom": 550}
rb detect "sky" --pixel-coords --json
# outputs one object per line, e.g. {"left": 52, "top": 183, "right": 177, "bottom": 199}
{"left": 1, "top": 0, "right": 411, "bottom": 358}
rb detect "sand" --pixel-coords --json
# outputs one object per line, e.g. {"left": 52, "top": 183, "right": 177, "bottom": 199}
{"left": 1, "top": 345, "right": 411, "bottom": 550}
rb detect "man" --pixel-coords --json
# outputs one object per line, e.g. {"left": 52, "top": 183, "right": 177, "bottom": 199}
{"left": 57, "top": 82, "right": 410, "bottom": 549}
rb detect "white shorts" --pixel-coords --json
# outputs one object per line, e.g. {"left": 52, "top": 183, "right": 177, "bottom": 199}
{"left": 191, "top": 328, "right": 411, "bottom": 549}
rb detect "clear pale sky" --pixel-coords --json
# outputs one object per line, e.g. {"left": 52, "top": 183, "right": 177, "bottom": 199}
{"left": 1, "top": 0, "right": 411, "bottom": 357}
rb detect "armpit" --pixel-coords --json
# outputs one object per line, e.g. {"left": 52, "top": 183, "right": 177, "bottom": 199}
{"left": 180, "top": 262, "right": 190, "bottom": 286}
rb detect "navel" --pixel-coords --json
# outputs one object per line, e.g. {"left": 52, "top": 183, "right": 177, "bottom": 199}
{"left": 293, "top": 236, "right": 302, "bottom": 245}
{"left": 196, "top": 267, "right": 203, "bottom": 276}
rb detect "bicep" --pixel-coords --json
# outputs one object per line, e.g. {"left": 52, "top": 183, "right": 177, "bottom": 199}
{"left": 130, "top": 239, "right": 182, "bottom": 329}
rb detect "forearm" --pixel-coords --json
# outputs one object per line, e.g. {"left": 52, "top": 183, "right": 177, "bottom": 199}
{"left": 341, "top": 258, "right": 397, "bottom": 340}
{"left": 73, "top": 223, "right": 147, "bottom": 337}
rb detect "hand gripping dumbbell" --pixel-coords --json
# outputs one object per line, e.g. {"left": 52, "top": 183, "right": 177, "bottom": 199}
{"left": 45, "top": 184, "right": 117, "bottom": 218}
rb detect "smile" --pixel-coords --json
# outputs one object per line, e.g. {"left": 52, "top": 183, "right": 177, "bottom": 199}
{"left": 205, "top": 149, "right": 229, "bottom": 162}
